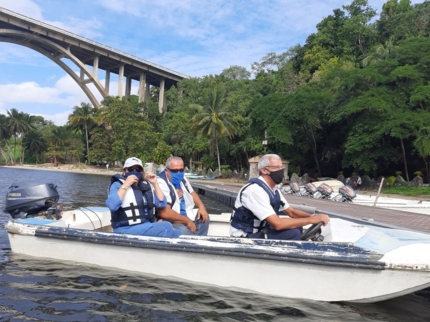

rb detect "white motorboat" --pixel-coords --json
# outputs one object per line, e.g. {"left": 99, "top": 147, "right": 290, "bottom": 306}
{"left": 4, "top": 181, "right": 430, "bottom": 304}
{"left": 294, "top": 179, "right": 430, "bottom": 215}
{"left": 352, "top": 194, "right": 430, "bottom": 215}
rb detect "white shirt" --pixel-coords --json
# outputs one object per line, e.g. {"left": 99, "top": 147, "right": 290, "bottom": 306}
{"left": 156, "top": 175, "right": 197, "bottom": 220}
{"left": 230, "top": 176, "right": 289, "bottom": 237}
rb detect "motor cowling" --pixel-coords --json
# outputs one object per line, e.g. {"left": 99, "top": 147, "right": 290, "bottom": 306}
{"left": 290, "top": 182, "right": 301, "bottom": 193}
{"left": 317, "top": 183, "right": 333, "bottom": 199}
{"left": 339, "top": 185, "right": 356, "bottom": 201}
{"left": 304, "top": 183, "right": 322, "bottom": 198}
{"left": 5, "top": 181, "right": 60, "bottom": 219}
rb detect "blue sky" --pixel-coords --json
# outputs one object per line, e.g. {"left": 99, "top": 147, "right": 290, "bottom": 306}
{"left": 0, "top": 0, "right": 422, "bottom": 125}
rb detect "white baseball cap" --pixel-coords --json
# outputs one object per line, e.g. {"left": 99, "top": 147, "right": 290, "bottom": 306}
{"left": 123, "top": 157, "right": 143, "bottom": 169}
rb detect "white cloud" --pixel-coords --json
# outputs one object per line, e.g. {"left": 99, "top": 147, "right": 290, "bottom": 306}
{"left": 0, "top": 82, "right": 68, "bottom": 104}
{"left": 0, "top": 0, "right": 43, "bottom": 19}
{"left": 46, "top": 17, "right": 103, "bottom": 40}
{"left": 0, "top": 71, "right": 141, "bottom": 125}
{"left": 0, "top": 0, "right": 103, "bottom": 40}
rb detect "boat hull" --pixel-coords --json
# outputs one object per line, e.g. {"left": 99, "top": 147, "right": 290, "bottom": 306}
{"left": 6, "top": 221, "right": 430, "bottom": 303}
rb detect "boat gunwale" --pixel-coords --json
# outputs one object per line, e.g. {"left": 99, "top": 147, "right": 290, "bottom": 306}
{"left": 6, "top": 221, "right": 386, "bottom": 270}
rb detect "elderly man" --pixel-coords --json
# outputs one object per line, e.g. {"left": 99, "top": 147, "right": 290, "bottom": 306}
{"left": 157, "top": 156, "right": 210, "bottom": 236}
{"left": 230, "top": 154, "right": 330, "bottom": 240}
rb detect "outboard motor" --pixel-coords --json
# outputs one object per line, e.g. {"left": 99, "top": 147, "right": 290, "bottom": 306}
{"left": 303, "top": 183, "right": 322, "bottom": 199}
{"left": 331, "top": 185, "right": 357, "bottom": 203}
{"left": 317, "top": 183, "right": 333, "bottom": 200}
{"left": 288, "top": 182, "right": 306, "bottom": 196}
{"left": 5, "top": 181, "right": 60, "bottom": 219}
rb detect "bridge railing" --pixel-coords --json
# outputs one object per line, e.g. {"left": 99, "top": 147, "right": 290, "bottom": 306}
{"left": 0, "top": 6, "right": 189, "bottom": 79}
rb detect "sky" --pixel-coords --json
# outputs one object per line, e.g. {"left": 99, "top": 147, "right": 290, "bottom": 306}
{"left": 0, "top": 0, "right": 423, "bottom": 125}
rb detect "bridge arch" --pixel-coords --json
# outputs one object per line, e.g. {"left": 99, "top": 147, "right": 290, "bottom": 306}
{"left": 0, "top": 29, "right": 106, "bottom": 108}
{"left": 0, "top": 7, "right": 187, "bottom": 113}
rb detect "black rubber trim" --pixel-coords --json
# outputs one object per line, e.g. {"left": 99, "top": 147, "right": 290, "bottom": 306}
{"left": 34, "top": 226, "right": 385, "bottom": 270}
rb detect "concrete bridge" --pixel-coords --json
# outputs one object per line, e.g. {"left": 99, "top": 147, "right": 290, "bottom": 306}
{"left": 0, "top": 7, "right": 188, "bottom": 111}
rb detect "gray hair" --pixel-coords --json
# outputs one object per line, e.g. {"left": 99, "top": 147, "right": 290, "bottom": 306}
{"left": 165, "top": 156, "right": 184, "bottom": 168}
{"left": 258, "top": 154, "right": 281, "bottom": 171}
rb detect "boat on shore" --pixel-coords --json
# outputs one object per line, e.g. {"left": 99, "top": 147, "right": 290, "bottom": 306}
{"left": 295, "top": 179, "right": 430, "bottom": 215}
{"left": 4, "top": 181, "right": 430, "bottom": 303}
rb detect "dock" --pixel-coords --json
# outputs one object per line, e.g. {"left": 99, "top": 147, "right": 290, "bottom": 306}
{"left": 191, "top": 181, "right": 430, "bottom": 234}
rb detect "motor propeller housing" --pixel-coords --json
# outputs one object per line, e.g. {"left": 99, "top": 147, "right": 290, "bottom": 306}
{"left": 5, "top": 181, "right": 60, "bottom": 219}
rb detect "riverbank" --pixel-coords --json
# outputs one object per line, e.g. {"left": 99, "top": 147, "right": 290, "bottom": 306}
{"left": 2, "top": 164, "right": 429, "bottom": 201}
{"left": 0, "top": 163, "right": 119, "bottom": 176}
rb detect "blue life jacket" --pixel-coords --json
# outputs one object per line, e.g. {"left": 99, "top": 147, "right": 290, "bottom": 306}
{"left": 109, "top": 174, "right": 155, "bottom": 228}
{"left": 230, "top": 178, "right": 284, "bottom": 234}
{"left": 158, "top": 170, "right": 190, "bottom": 207}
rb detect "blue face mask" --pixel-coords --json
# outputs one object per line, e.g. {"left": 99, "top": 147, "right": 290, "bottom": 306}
{"left": 124, "top": 170, "right": 143, "bottom": 181}
{"left": 170, "top": 171, "right": 184, "bottom": 185}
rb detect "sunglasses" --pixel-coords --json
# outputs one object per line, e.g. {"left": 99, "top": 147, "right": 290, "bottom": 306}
{"left": 167, "top": 168, "right": 184, "bottom": 173}
{"left": 127, "top": 167, "right": 143, "bottom": 173}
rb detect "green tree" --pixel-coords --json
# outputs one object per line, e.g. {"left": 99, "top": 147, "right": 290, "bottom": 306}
{"left": 191, "top": 87, "right": 238, "bottom": 173}
{"left": 7, "top": 109, "right": 36, "bottom": 164}
{"left": 48, "top": 126, "right": 69, "bottom": 164}
{"left": 0, "top": 114, "right": 13, "bottom": 164}
{"left": 22, "top": 130, "right": 47, "bottom": 164}
{"left": 68, "top": 102, "right": 95, "bottom": 164}
{"left": 221, "top": 65, "right": 251, "bottom": 80}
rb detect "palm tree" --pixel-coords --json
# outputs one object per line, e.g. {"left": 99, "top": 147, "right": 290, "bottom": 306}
{"left": 362, "top": 36, "right": 395, "bottom": 67}
{"left": 414, "top": 126, "right": 430, "bottom": 181}
{"left": 49, "top": 126, "right": 69, "bottom": 165}
{"left": 0, "top": 114, "right": 12, "bottom": 164}
{"left": 23, "top": 131, "right": 48, "bottom": 164}
{"left": 19, "top": 113, "right": 37, "bottom": 164}
{"left": 191, "top": 87, "right": 238, "bottom": 173}
{"left": 7, "top": 109, "right": 35, "bottom": 164}
{"left": 68, "top": 102, "right": 95, "bottom": 164}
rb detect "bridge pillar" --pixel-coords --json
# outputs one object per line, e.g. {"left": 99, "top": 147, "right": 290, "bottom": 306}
{"left": 93, "top": 56, "right": 99, "bottom": 79}
{"left": 105, "top": 69, "right": 110, "bottom": 95}
{"left": 80, "top": 68, "right": 85, "bottom": 80}
{"left": 118, "top": 64, "right": 124, "bottom": 98}
{"left": 138, "top": 72, "right": 146, "bottom": 103}
{"left": 158, "top": 78, "right": 165, "bottom": 113}
{"left": 125, "top": 76, "right": 131, "bottom": 101}
{"left": 145, "top": 82, "right": 150, "bottom": 102}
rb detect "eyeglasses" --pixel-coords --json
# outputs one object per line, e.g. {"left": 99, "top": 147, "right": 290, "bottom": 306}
{"left": 127, "top": 167, "right": 143, "bottom": 173}
{"left": 265, "top": 166, "right": 284, "bottom": 171}
{"left": 167, "top": 168, "right": 184, "bottom": 173}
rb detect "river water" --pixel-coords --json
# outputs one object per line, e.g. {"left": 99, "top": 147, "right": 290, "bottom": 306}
{"left": 0, "top": 167, "right": 429, "bottom": 321}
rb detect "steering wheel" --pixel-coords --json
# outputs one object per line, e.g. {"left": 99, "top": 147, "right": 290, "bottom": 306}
{"left": 301, "top": 222, "right": 324, "bottom": 241}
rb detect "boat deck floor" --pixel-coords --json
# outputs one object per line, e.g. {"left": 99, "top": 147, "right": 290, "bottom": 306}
{"left": 191, "top": 181, "right": 430, "bottom": 235}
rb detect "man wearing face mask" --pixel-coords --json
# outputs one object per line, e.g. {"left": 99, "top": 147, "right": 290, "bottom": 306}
{"left": 156, "top": 156, "right": 210, "bottom": 236}
{"left": 230, "top": 154, "right": 330, "bottom": 240}
{"left": 106, "top": 157, "right": 182, "bottom": 238}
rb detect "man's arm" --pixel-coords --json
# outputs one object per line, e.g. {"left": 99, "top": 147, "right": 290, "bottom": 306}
{"left": 191, "top": 191, "right": 208, "bottom": 222}
{"left": 157, "top": 205, "right": 196, "bottom": 233}
{"left": 284, "top": 207, "right": 313, "bottom": 218}
{"left": 265, "top": 212, "right": 329, "bottom": 230}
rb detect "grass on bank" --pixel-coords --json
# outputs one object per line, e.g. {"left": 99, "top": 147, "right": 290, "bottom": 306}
{"left": 382, "top": 186, "right": 430, "bottom": 196}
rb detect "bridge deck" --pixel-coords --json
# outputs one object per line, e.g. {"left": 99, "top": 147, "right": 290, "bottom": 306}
{"left": 191, "top": 181, "right": 430, "bottom": 234}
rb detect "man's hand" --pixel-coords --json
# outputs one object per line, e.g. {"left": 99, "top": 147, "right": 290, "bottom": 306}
{"left": 196, "top": 207, "right": 209, "bottom": 222}
{"left": 311, "top": 214, "right": 330, "bottom": 226}
{"left": 186, "top": 220, "right": 196, "bottom": 233}
{"left": 124, "top": 175, "right": 138, "bottom": 188}
{"left": 145, "top": 172, "right": 157, "bottom": 185}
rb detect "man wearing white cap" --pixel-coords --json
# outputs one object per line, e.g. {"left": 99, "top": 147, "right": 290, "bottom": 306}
{"left": 106, "top": 157, "right": 182, "bottom": 237}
